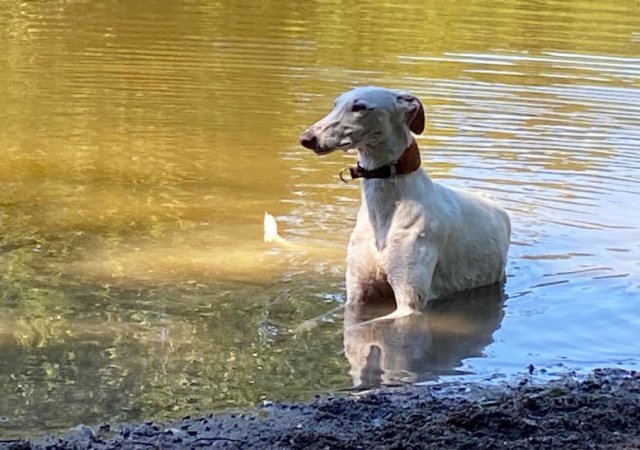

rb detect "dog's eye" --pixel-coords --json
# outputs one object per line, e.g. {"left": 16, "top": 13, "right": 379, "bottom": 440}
{"left": 351, "top": 103, "right": 369, "bottom": 112}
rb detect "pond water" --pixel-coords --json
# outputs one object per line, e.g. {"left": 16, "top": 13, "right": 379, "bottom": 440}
{"left": 1, "top": 0, "right": 639, "bottom": 438}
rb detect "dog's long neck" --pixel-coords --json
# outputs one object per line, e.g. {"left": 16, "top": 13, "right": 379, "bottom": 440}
{"left": 356, "top": 134, "right": 408, "bottom": 171}
{"left": 357, "top": 139, "right": 427, "bottom": 251}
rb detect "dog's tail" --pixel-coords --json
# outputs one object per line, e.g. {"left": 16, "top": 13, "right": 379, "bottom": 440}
{"left": 264, "top": 212, "right": 294, "bottom": 247}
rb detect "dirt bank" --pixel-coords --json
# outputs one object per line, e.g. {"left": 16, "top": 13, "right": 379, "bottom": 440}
{"left": 2, "top": 369, "right": 639, "bottom": 450}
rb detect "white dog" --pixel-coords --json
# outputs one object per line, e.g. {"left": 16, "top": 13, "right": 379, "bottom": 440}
{"left": 299, "top": 86, "right": 510, "bottom": 319}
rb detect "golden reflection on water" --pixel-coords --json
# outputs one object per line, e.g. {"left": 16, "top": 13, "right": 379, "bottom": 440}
{"left": 69, "top": 228, "right": 345, "bottom": 283}
{"left": 1, "top": 0, "right": 639, "bottom": 438}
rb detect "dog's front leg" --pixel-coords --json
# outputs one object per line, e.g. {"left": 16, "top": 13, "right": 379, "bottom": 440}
{"left": 385, "top": 233, "right": 438, "bottom": 316}
{"left": 345, "top": 268, "right": 367, "bottom": 305}
{"left": 346, "top": 218, "right": 394, "bottom": 305}
{"left": 345, "top": 245, "right": 381, "bottom": 305}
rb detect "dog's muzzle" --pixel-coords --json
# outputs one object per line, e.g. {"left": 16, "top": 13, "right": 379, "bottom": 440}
{"left": 299, "top": 131, "right": 318, "bottom": 150}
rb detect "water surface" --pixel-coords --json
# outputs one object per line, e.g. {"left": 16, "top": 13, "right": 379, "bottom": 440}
{"left": 1, "top": 0, "right": 639, "bottom": 437}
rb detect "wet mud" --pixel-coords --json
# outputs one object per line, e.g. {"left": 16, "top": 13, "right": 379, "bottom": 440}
{"left": 3, "top": 368, "right": 639, "bottom": 449}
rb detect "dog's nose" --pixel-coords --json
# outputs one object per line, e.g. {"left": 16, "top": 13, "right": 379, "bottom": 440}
{"left": 299, "top": 132, "right": 318, "bottom": 150}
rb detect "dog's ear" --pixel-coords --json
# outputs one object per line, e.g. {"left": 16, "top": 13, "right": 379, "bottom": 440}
{"left": 397, "top": 94, "right": 425, "bottom": 135}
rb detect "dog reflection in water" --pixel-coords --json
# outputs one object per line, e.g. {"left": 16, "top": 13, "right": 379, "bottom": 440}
{"left": 343, "top": 284, "right": 505, "bottom": 390}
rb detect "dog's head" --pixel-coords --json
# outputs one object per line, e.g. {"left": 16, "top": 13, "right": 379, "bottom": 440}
{"left": 299, "top": 86, "right": 424, "bottom": 156}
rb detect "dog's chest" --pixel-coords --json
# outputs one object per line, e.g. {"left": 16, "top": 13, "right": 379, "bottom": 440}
{"left": 362, "top": 200, "right": 433, "bottom": 252}
{"left": 354, "top": 175, "right": 438, "bottom": 260}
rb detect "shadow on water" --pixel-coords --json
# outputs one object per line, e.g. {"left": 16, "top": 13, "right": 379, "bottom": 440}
{"left": 344, "top": 284, "right": 505, "bottom": 390}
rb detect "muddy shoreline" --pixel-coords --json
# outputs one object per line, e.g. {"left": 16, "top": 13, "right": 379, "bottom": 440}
{"left": 3, "top": 369, "right": 639, "bottom": 450}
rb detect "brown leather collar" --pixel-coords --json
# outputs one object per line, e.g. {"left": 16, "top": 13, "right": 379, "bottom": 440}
{"left": 341, "top": 139, "right": 421, "bottom": 182}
